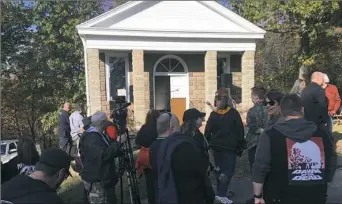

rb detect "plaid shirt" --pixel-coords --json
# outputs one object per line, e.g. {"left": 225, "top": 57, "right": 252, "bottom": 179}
{"left": 245, "top": 102, "right": 268, "bottom": 149}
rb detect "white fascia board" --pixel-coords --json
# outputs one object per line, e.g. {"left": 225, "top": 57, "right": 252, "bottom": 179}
{"left": 77, "top": 27, "right": 265, "bottom": 39}
{"left": 84, "top": 36, "right": 257, "bottom": 51}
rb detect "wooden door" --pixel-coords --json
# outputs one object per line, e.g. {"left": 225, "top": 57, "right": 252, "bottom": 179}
{"left": 171, "top": 98, "right": 186, "bottom": 124}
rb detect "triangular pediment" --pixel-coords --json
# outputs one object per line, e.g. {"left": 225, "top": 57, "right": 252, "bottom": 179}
{"left": 77, "top": 1, "right": 265, "bottom": 37}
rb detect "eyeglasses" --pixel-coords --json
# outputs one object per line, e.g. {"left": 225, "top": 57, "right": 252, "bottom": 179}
{"left": 264, "top": 100, "right": 276, "bottom": 106}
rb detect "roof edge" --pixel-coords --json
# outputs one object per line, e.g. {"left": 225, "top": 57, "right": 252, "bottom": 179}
{"left": 76, "top": 1, "right": 142, "bottom": 29}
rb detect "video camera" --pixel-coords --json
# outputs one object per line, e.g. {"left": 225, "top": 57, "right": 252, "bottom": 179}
{"left": 110, "top": 96, "right": 141, "bottom": 204}
{"left": 111, "top": 96, "right": 131, "bottom": 134}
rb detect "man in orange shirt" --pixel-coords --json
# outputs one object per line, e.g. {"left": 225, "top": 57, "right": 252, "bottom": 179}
{"left": 323, "top": 74, "right": 341, "bottom": 132}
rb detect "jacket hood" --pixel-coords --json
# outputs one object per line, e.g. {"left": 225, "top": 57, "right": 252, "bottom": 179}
{"left": 273, "top": 118, "right": 317, "bottom": 142}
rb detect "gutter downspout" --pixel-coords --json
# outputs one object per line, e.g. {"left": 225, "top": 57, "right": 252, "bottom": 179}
{"left": 80, "top": 35, "right": 90, "bottom": 116}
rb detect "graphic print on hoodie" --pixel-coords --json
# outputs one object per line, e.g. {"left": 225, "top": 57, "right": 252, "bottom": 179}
{"left": 286, "top": 136, "right": 325, "bottom": 184}
{"left": 275, "top": 119, "right": 326, "bottom": 185}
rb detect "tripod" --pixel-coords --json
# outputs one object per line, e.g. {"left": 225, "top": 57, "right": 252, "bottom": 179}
{"left": 118, "top": 128, "right": 141, "bottom": 204}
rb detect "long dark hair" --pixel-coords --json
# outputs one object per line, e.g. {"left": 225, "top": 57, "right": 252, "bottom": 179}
{"left": 145, "top": 109, "right": 160, "bottom": 129}
{"left": 180, "top": 119, "right": 197, "bottom": 137}
{"left": 17, "top": 136, "right": 40, "bottom": 166}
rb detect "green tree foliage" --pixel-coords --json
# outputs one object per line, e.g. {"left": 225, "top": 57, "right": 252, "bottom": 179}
{"left": 1, "top": 1, "right": 106, "bottom": 142}
{"left": 229, "top": 0, "right": 342, "bottom": 91}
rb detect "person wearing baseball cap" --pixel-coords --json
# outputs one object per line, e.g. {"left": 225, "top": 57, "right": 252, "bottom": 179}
{"left": 1, "top": 148, "right": 71, "bottom": 204}
{"left": 181, "top": 108, "right": 215, "bottom": 204}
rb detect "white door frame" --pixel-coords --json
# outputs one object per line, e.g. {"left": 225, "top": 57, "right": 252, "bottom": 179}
{"left": 153, "top": 55, "right": 189, "bottom": 110}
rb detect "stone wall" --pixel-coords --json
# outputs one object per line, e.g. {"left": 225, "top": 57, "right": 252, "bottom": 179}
{"left": 189, "top": 72, "right": 205, "bottom": 112}
{"left": 241, "top": 51, "right": 255, "bottom": 108}
{"left": 132, "top": 50, "right": 147, "bottom": 128}
{"left": 86, "top": 49, "right": 109, "bottom": 115}
{"left": 204, "top": 51, "right": 217, "bottom": 120}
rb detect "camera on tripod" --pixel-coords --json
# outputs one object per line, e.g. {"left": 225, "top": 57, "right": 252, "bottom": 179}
{"left": 110, "top": 96, "right": 141, "bottom": 204}
{"left": 111, "top": 96, "right": 131, "bottom": 134}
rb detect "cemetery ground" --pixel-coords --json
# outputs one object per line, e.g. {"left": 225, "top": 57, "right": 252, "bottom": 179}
{"left": 58, "top": 125, "right": 342, "bottom": 204}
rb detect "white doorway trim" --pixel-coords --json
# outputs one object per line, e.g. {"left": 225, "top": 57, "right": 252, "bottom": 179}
{"left": 153, "top": 55, "right": 189, "bottom": 110}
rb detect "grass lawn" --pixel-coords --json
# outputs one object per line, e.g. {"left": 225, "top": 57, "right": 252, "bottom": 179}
{"left": 59, "top": 124, "right": 342, "bottom": 204}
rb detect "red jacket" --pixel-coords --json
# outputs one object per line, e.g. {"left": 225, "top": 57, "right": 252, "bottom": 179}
{"left": 325, "top": 84, "right": 341, "bottom": 115}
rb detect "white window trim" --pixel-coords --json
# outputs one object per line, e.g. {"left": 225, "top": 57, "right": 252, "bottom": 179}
{"left": 105, "top": 52, "right": 130, "bottom": 102}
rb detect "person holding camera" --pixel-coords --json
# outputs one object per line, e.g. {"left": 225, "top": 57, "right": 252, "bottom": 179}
{"left": 204, "top": 88, "right": 245, "bottom": 204}
{"left": 79, "top": 111, "right": 126, "bottom": 204}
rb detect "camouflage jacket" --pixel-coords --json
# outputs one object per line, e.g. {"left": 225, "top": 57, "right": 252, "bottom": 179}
{"left": 245, "top": 102, "right": 268, "bottom": 149}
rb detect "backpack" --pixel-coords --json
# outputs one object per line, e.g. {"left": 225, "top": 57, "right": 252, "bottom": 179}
{"left": 135, "top": 146, "right": 151, "bottom": 175}
{"left": 157, "top": 132, "right": 198, "bottom": 204}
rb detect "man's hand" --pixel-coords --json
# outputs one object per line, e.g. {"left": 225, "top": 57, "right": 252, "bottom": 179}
{"left": 254, "top": 198, "right": 265, "bottom": 204}
{"left": 117, "top": 134, "right": 127, "bottom": 143}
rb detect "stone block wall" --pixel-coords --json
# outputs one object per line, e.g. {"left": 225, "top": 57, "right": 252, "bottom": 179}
{"left": 132, "top": 50, "right": 147, "bottom": 128}
{"left": 99, "top": 53, "right": 110, "bottom": 115}
{"left": 189, "top": 72, "right": 205, "bottom": 112}
{"left": 86, "top": 49, "right": 109, "bottom": 115}
{"left": 241, "top": 51, "right": 255, "bottom": 108}
{"left": 204, "top": 51, "right": 217, "bottom": 120}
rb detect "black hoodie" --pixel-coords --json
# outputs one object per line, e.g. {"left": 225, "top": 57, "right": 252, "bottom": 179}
{"left": 204, "top": 106, "right": 245, "bottom": 152}
{"left": 252, "top": 118, "right": 334, "bottom": 183}
{"left": 1, "top": 175, "right": 63, "bottom": 204}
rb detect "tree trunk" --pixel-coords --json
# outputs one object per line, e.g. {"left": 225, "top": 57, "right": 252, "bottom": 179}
{"left": 291, "top": 18, "right": 310, "bottom": 94}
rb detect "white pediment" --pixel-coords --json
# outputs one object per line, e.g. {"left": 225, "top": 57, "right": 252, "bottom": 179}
{"left": 77, "top": 1, "right": 265, "bottom": 39}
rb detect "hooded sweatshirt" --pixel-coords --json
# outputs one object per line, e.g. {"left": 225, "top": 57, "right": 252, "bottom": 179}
{"left": 1, "top": 175, "right": 63, "bottom": 204}
{"left": 252, "top": 118, "right": 333, "bottom": 184}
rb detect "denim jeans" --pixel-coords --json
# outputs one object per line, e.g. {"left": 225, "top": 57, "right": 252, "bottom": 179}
{"left": 213, "top": 151, "right": 236, "bottom": 197}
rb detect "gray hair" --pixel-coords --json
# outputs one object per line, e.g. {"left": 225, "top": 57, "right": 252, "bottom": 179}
{"left": 156, "top": 113, "right": 180, "bottom": 135}
{"left": 91, "top": 111, "right": 107, "bottom": 131}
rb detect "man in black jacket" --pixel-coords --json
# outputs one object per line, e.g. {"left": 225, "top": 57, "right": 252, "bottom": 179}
{"left": 301, "top": 71, "right": 329, "bottom": 126}
{"left": 205, "top": 88, "right": 245, "bottom": 204}
{"left": 252, "top": 94, "right": 333, "bottom": 204}
{"left": 79, "top": 111, "right": 126, "bottom": 204}
{"left": 1, "top": 148, "right": 71, "bottom": 204}
{"left": 59, "top": 102, "right": 72, "bottom": 154}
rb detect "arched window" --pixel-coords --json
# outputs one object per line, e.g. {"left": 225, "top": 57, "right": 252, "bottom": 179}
{"left": 153, "top": 55, "right": 188, "bottom": 74}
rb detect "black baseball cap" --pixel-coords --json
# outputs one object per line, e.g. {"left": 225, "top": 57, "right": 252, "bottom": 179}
{"left": 183, "top": 108, "right": 206, "bottom": 122}
{"left": 38, "top": 148, "right": 72, "bottom": 176}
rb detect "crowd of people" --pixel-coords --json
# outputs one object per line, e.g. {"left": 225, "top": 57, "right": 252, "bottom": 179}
{"left": 1, "top": 71, "right": 341, "bottom": 204}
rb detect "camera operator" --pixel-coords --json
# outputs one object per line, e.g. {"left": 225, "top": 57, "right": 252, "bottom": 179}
{"left": 79, "top": 111, "right": 126, "bottom": 204}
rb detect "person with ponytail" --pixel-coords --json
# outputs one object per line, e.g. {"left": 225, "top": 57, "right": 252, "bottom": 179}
{"left": 181, "top": 108, "right": 215, "bottom": 204}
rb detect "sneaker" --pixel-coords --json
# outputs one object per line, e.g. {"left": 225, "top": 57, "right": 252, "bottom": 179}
{"left": 215, "top": 196, "right": 234, "bottom": 204}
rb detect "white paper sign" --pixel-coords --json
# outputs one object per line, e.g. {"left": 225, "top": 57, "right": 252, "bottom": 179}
{"left": 117, "top": 89, "right": 126, "bottom": 96}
